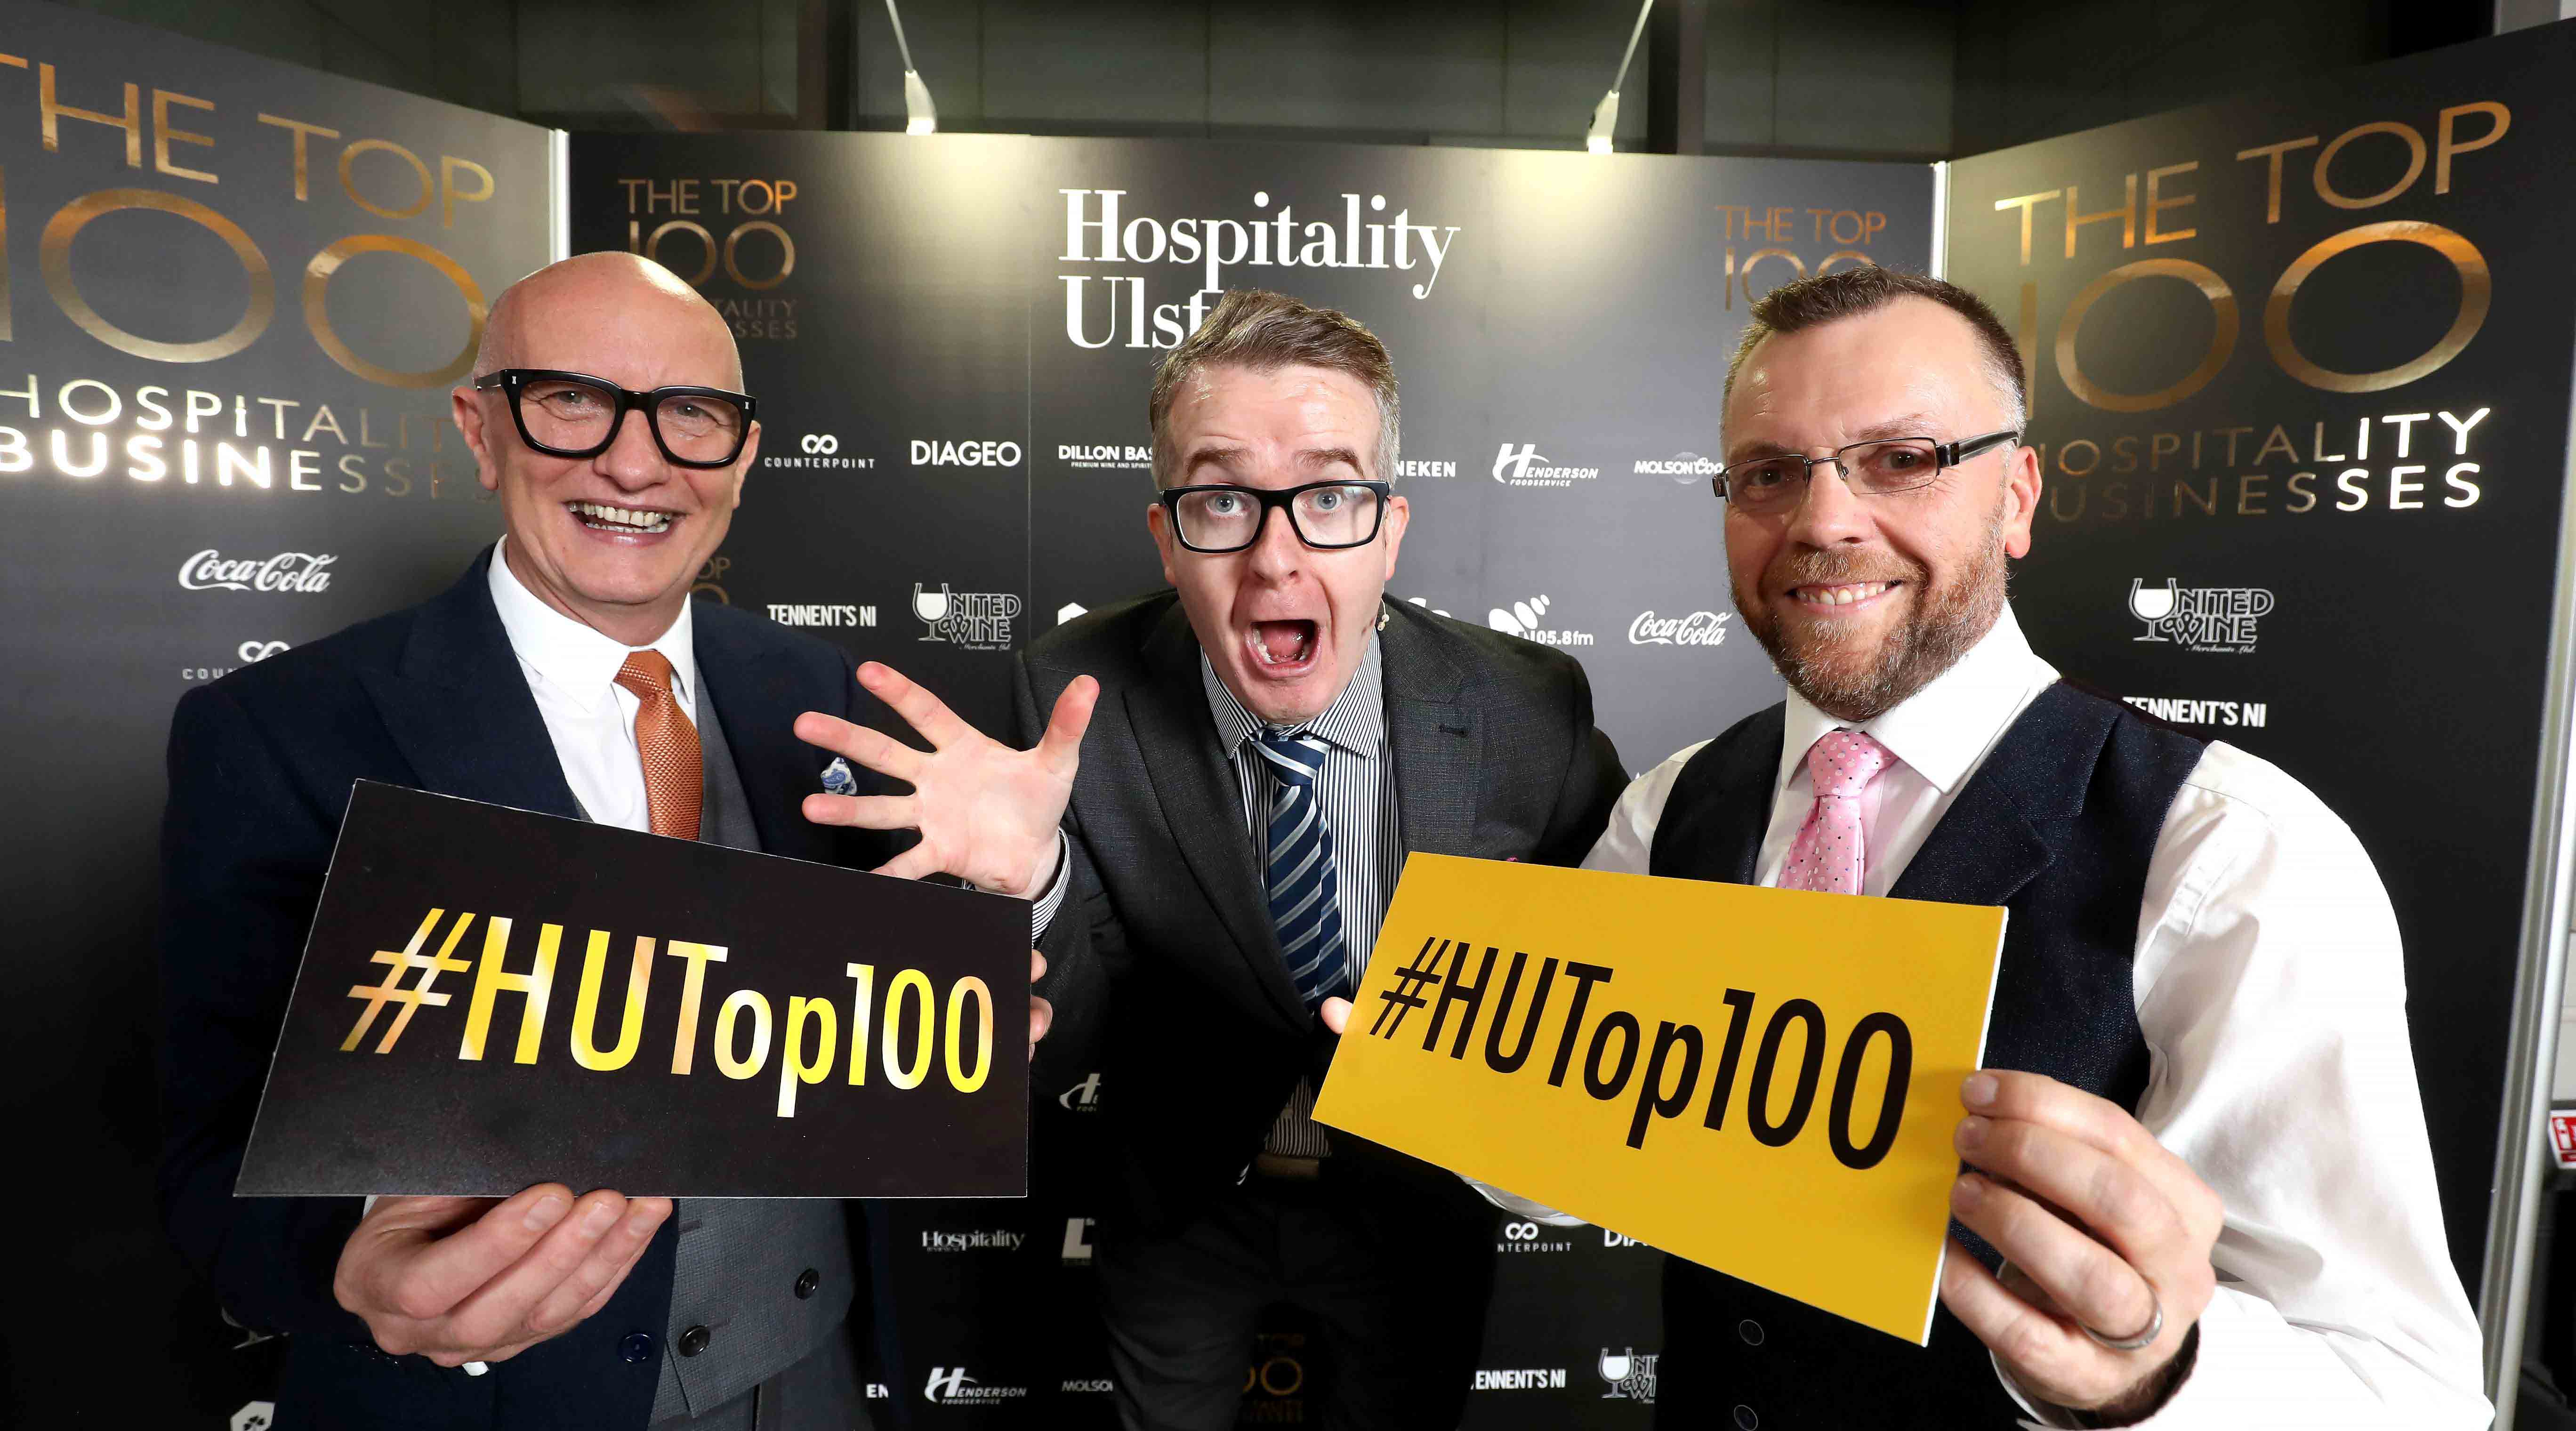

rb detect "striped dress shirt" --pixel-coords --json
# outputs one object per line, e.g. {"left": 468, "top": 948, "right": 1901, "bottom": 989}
{"left": 1200, "top": 633, "right": 1401, "bottom": 1158}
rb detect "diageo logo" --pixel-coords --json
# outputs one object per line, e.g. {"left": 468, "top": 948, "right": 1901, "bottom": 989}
{"left": 339, "top": 908, "right": 997, "bottom": 1118}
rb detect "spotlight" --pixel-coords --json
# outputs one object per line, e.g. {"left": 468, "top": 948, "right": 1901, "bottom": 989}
{"left": 1589, "top": 0, "right": 1655, "bottom": 155}
{"left": 885, "top": 0, "right": 935, "bottom": 136}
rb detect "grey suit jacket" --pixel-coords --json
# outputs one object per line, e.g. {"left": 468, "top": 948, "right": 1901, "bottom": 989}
{"left": 1016, "top": 592, "right": 1625, "bottom": 1231}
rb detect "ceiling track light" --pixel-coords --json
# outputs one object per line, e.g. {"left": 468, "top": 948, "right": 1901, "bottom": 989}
{"left": 884, "top": 0, "right": 936, "bottom": 135}
{"left": 1589, "top": 0, "right": 1656, "bottom": 154}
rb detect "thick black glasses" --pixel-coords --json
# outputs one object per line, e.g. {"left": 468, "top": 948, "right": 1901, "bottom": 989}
{"left": 1158, "top": 480, "right": 1393, "bottom": 554}
{"left": 1712, "top": 430, "right": 2021, "bottom": 515}
{"left": 473, "top": 369, "right": 757, "bottom": 469}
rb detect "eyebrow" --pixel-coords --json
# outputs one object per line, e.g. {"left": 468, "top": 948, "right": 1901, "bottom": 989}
{"left": 1299, "top": 446, "right": 1363, "bottom": 473}
{"left": 1726, "top": 412, "right": 1946, "bottom": 462}
{"left": 1182, "top": 445, "right": 1252, "bottom": 480}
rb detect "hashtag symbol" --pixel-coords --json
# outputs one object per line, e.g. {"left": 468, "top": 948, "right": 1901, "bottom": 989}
{"left": 340, "top": 908, "right": 476, "bottom": 1053}
{"left": 1368, "top": 936, "right": 1447, "bottom": 1039}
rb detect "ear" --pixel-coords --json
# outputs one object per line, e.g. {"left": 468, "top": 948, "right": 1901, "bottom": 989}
{"left": 2000, "top": 443, "right": 2041, "bottom": 560}
{"left": 1145, "top": 499, "right": 1178, "bottom": 587}
{"left": 728, "top": 422, "right": 761, "bottom": 510}
{"left": 454, "top": 384, "right": 502, "bottom": 494}
{"left": 1377, "top": 493, "right": 1409, "bottom": 580}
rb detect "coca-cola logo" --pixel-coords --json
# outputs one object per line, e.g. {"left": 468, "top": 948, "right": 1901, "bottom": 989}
{"left": 179, "top": 550, "right": 337, "bottom": 594}
{"left": 1628, "top": 610, "right": 1731, "bottom": 646}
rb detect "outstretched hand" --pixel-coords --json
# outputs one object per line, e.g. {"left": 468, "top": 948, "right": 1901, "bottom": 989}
{"left": 797, "top": 663, "right": 1098, "bottom": 898}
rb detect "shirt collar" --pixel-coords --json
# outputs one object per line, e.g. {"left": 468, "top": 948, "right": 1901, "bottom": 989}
{"left": 1776, "top": 603, "right": 2058, "bottom": 797}
{"left": 486, "top": 536, "right": 697, "bottom": 716}
{"left": 1201, "top": 629, "right": 1386, "bottom": 760}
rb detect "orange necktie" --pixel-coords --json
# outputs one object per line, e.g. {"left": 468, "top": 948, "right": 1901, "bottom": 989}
{"left": 614, "top": 649, "right": 701, "bottom": 841}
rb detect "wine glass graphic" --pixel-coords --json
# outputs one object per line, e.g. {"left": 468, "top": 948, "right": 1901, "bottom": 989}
{"left": 2128, "top": 578, "right": 2177, "bottom": 641}
{"left": 913, "top": 582, "right": 950, "bottom": 641}
{"left": 1599, "top": 1347, "right": 1633, "bottom": 1396}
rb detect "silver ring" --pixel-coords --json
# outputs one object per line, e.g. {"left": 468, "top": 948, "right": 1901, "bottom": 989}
{"left": 2079, "top": 1292, "right": 2163, "bottom": 1352}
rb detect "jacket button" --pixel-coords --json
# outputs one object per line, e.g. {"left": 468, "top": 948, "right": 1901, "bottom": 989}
{"left": 619, "top": 1331, "right": 655, "bottom": 1365}
{"left": 1733, "top": 1406, "right": 1759, "bottom": 1430}
{"left": 678, "top": 1325, "right": 711, "bottom": 1358}
{"left": 795, "top": 1267, "right": 821, "bottom": 1300}
{"left": 1738, "top": 1318, "right": 1764, "bottom": 1346}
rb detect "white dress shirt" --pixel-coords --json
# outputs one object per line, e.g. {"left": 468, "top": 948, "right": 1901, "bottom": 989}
{"left": 486, "top": 537, "right": 698, "bottom": 834}
{"left": 1585, "top": 606, "right": 2489, "bottom": 1430}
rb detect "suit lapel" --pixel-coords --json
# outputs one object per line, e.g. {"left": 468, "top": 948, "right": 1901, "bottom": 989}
{"left": 1129, "top": 605, "right": 1308, "bottom": 1026}
{"left": 361, "top": 552, "right": 583, "bottom": 820}
{"left": 1706, "top": 705, "right": 1784, "bottom": 884}
{"left": 694, "top": 619, "right": 833, "bottom": 863}
{"left": 1381, "top": 603, "right": 1479, "bottom": 856}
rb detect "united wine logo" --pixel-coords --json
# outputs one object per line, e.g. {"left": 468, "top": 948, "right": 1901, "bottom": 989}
{"left": 2125, "top": 578, "right": 2274, "bottom": 653}
{"left": 341, "top": 907, "right": 996, "bottom": 1118}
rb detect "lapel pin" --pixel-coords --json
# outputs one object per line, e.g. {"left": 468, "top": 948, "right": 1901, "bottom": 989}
{"left": 821, "top": 756, "right": 857, "bottom": 795}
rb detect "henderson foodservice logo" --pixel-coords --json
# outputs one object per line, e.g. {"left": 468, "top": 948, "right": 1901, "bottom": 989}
{"left": 922, "top": 1367, "right": 1027, "bottom": 1406}
{"left": 178, "top": 550, "right": 336, "bottom": 593}
{"left": 1492, "top": 443, "right": 1600, "bottom": 488}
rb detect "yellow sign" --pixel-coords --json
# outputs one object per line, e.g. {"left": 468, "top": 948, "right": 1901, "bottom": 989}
{"left": 1312, "top": 854, "right": 2006, "bottom": 1345}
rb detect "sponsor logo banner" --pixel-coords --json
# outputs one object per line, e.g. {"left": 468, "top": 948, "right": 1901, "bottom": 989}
{"left": 1313, "top": 854, "right": 2005, "bottom": 1344}
{"left": 2125, "top": 579, "right": 2273, "bottom": 652}
{"left": 766, "top": 603, "right": 877, "bottom": 628}
{"left": 1628, "top": 610, "right": 1731, "bottom": 647}
{"left": 1598, "top": 1348, "right": 1658, "bottom": 1403}
{"left": 913, "top": 583, "right": 1022, "bottom": 650}
{"left": 179, "top": 550, "right": 337, "bottom": 593}
{"left": 1489, "top": 595, "right": 1594, "bottom": 648}
{"left": 1634, "top": 452, "right": 1720, "bottom": 482}
{"left": 1492, "top": 443, "right": 1600, "bottom": 488}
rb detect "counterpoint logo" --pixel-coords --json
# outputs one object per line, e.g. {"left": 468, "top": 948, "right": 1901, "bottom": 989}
{"left": 1489, "top": 595, "right": 1594, "bottom": 648}
{"left": 1492, "top": 442, "right": 1599, "bottom": 488}
{"left": 1634, "top": 452, "right": 1721, "bottom": 483}
{"left": 179, "top": 550, "right": 336, "bottom": 593}
{"left": 1628, "top": 610, "right": 1731, "bottom": 647}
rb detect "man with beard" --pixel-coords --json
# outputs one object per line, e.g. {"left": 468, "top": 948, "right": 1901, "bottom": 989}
{"left": 1581, "top": 267, "right": 2486, "bottom": 1427}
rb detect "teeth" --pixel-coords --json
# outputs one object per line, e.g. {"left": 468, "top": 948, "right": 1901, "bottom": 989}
{"left": 570, "top": 501, "right": 672, "bottom": 533}
{"left": 1803, "top": 581, "right": 1892, "bottom": 607}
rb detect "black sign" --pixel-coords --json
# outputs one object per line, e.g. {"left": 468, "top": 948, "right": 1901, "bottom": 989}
{"left": 237, "top": 782, "right": 1029, "bottom": 1198}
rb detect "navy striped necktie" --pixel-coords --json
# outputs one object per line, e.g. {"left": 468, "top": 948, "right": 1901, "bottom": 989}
{"left": 1253, "top": 729, "right": 1347, "bottom": 1011}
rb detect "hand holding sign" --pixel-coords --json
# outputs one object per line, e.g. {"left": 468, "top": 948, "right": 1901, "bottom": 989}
{"left": 797, "top": 662, "right": 1098, "bottom": 899}
{"left": 334, "top": 1186, "right": 670, "bottom": 1367}
{"left": 1938, "top": 1070, "right": 2223, "bottom": 1419}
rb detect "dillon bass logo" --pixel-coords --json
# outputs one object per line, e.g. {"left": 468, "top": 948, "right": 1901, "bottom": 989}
{"left": 1599, "top": 1347, "right": 1658, "bottom": 1403}
{"left": 179, "top": 550, "right": 336, "bottom": 593}
{"left": 1492, "top": 443, "right": 1600, "bottom": 488}
{"left": 2127, "top": 578, "right": 2273, "bottom": 653}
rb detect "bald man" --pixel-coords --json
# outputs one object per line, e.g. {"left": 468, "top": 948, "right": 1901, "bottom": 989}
{"left": 158, "top": 253, "right": 1043, "bottom": 1429}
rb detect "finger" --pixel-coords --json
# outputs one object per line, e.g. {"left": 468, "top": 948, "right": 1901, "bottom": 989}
{"left": 801, "top": 792, "right": 919, "bottom": 831}
{"left": 793, "top": 712, "right": 925, "bottom": 785}
{"left": 1964, "top": 1071, "right": 2214, "bottom": 1232}
{"left": 1951, "top": 1171, "right": 2157, "bottom": 1346}
{"left": 1956, "top": 1115, "right": 2191, "bottom": 1271}
{"left": 442, "top": 1190, "right": 631, "bottom": 1351}
{"left": 870, "top": 844, "right": 945, "bottom": 882}
{"left": 1319, "top": 997, "right": 1352, "bottom": 1036}
{"left": 1036, "top": 676, "right": 1101, "bottom": 777}
{"left": 521, "top": 1196, "right": 671, "bottom": 1340}
{"left": 856, "top": 662, "right": 974, "bottom": 749}
{"left": 1030, "top": 949, "right": 1048, "bottom": 985}
{"left": 374, "top": 1185, "right": 573, "bottom": 1323}
{"left": 1939, "top": 1236, "right": 2097, "bottom": 1391}
{"left": 1030, "top": 995, "right": 1054, "bottom": 1051}
{"left": 362, "top": 1194, "right": 499, "bottom": 1237}
{"left": 567, "top": 1200, "right": 669, "bottom": 1326}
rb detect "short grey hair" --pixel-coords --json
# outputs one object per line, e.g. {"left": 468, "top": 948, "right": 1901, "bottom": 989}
{"left": 1149, "top": 289, "right": 1400, "bottom": 486}
{"left": 1725, "top": 265, "right": 2028, "bottom": 433}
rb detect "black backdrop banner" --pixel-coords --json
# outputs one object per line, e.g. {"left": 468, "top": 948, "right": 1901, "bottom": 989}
{"left": 0, "top": 2, "right": 555, "bottom": 1424}
{"left": 1943, "top": 21, "right": 2576, "bottom": 1306}
{"left": 567, "top": 132, "right": 1931, "bottom": 1427}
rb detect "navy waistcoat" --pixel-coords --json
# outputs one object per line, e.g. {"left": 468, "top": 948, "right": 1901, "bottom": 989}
{"left": 1649, "top": 682, "right": 2204, "bottom": 1430}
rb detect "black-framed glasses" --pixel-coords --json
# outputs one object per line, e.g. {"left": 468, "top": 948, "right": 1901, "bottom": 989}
{"left": 1158, "top": 480, "right": 1394, "bottom": 554}
{"left": 472, "top": 369, "right": 757, "bottom": 469}
{"left": 1712, "top": 430, "right": 2021, "bottom": 515}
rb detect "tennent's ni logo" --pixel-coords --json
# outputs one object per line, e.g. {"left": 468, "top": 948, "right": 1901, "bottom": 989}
{"left": 1599, "top": 1348, "right": 1658, "bottom": 1403}
{"left": 1488, "top": 595, "right": 1594, "bottom": 648}
{"left": 1492, "top": 443, "right": 1600, "bottom": 488}
{"left": 2126, "top": 578, "right": 2273, "bottom": 653}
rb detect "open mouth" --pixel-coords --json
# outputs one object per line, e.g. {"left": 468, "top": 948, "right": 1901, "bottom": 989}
{"left": 568, "top": 500, "right": 676, "bottom": 536}
{"left": 1246, "top": 619, "right": 1319, "bottom": 672}
{"left": 1791, "top": 580, "right": 1899, "bottom": 609}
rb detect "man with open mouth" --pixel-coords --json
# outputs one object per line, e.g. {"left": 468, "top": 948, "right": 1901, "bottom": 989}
{"left": 801, "top": 288, "right": 1627, "bottom": 1430}
{"left": 1580, "top": 265, "right": 2484, "bottom": 1427}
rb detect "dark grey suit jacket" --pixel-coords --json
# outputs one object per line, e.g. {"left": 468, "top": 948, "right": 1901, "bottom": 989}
{"left": 1016, "top": 591, "right": 1626, "bottom": 1232}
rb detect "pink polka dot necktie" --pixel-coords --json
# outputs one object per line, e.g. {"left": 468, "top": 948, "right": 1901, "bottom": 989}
{"left": 1779, "top": 730, "right": 1892, "bottom": 895}
{"left": 614, "top": 649, "right": 701, "bottom": 841}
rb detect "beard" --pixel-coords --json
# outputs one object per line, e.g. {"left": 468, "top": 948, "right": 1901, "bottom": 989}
{"left": 1733, "top": 503, "right": 2008, "bottom": 724}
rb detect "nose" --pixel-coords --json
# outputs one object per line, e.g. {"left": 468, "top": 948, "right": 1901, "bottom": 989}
{"left": 592, "top": 403, "right": 668, "bottom": 491}
{"left": 1243, "top": 500, "right": 1306, "bottom": 583}
{"left": 1781, "top": 458, "right": 1873, "bottom": 548}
